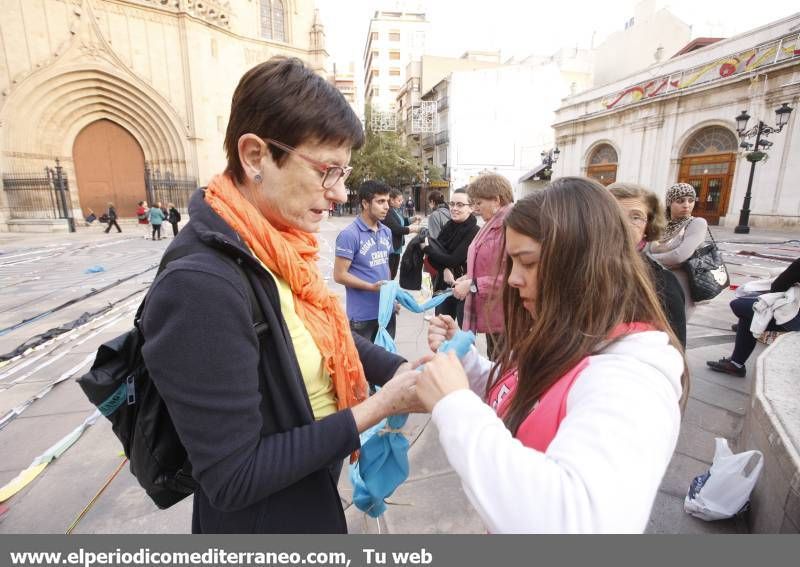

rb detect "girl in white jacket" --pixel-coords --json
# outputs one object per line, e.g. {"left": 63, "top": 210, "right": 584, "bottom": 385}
{"left": 415, "top": 177, "right": 688, "bottom": 533}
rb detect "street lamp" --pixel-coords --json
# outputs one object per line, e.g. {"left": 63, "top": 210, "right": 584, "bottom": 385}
{"left": 733, "top": 102, "right": 793, "bottom": 234}
{"left": 540, "top": 147, "right": 560, "bottom": 179}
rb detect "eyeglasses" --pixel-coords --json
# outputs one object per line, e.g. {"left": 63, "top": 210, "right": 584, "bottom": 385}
{"left": 627, "top": 212, "right": 648, "bottom": 226}
{"left": 263, "top": 138, "right": 352, "bottom": 190}
{"left": 449, "top": 201, "right": 471, "bottom": 209}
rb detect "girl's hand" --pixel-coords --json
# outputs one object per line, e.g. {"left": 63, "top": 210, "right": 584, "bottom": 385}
{"left": 427, "top": 314, "right": 459, "bottom": 352}
{"left": 417, "top": 352, "right": 470, "bottom": 412}
{"left": 443, "top": 268, "right": 456, "bottom": 286}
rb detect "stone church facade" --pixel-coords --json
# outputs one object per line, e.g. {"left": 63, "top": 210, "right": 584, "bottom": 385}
{"left": 0, "top": 0, "right": 329, "bottom": 230}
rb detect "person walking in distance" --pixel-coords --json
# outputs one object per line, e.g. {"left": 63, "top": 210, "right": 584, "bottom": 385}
{"left": 104, "top": 202, "right": 122, "bottom": 233}
{"left": 137, "top": 201, "right": 150, "bottom": 238}
{"left": 167, "top": 203, "right": 182, "bottom": 236}
{"left": 149, "top": 201, "right": 166, "bottom": 240}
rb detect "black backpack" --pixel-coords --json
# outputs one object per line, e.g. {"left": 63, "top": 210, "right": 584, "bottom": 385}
{"left": 77, "top": 246, "right": 267, "bottom": 509}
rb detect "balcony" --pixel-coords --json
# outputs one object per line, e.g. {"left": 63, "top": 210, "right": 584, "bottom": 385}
{"left": 437, "top": 96, "right": 449, "bottom": 111}
{"left": 435, "top": 130, "right": 449, "bottom": 145}
{"left": 422, "top": 135, "right": 435, "bottom": 150}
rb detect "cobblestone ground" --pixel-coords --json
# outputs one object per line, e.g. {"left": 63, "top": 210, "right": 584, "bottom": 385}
{"left": 0, "top": 218, "right": 797, "bottom": 533}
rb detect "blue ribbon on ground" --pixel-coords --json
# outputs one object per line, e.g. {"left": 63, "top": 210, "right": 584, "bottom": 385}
{"left": 350, "top": 280, "right": 475, "bottom": 517}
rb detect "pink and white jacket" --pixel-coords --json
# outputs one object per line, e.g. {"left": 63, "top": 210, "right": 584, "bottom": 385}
{"left": 430, "top": 328, "right": 683, "bottom": 533}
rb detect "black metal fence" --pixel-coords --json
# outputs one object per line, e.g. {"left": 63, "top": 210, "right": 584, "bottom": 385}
{"left": 2, "top": 160, "right": 75, "bottom": 231}
{"left": 144, "top": 163, "right": 197, "bottom": 210}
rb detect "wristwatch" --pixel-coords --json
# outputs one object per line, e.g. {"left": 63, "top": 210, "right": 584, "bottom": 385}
{"left": 469, "top": 282, "right": 478, "bottom": 294}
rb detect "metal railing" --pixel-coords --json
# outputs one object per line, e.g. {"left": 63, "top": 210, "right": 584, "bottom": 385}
{"left": 435, "top": 130, "right": 449, "bottom": 145}
{"left": 144, "top": 163, "right": 197, "bottom": 210}
{"left": 437, "top": 96, "right": 449, "bottom": 112}
{"left": 2, "top": 159, "right": 75, "bottom": 230}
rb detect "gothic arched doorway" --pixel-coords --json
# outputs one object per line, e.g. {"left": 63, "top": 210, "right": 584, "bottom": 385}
{"left": 586, "top": 144, "right": 618, "bottom": 186}
{"left": 678, "top": 126, "right": 738, "bottom": 225}
{"left": 73, "top": 119, "right": 146, "bottom": 219}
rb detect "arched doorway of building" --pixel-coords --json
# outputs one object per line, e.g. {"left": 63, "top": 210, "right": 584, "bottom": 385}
{"left": 73, "top": 119, "right": 146, "bottom": 219}
{"left": 677, "top": 126, "right": 738, "bottom": 225}
{"left": 586, "top": 144, "right": 618, "bottom": 186}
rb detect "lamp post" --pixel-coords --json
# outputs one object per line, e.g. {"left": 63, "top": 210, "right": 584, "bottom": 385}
{"left": 540, "top": 147, "right": 560, "bottom": 179}
{"left": 733, "top": 103, "right": 793, "bottom": 234}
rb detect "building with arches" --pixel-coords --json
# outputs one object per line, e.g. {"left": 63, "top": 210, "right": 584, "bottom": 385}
{"left": 0, "top": 0, "right": 328, "bottom": 231}
{"left": 553, "top": 14, "right": 800, "bottom": 228}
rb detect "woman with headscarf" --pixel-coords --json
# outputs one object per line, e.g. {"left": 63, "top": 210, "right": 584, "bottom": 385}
{"left": 140, "top": 57, "right": 423, "bottom": 534}
{"left": 647, "top": 182, "right": 708, "bottom": 318}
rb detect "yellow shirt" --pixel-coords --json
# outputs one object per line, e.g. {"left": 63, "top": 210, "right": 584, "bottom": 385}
{"left": 260, "top": 264, "right": 338, "bottom": 420}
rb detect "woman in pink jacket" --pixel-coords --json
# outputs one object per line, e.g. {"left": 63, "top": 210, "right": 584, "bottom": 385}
{"left": 453, "top": 173, "right": 514, "bottom": 359}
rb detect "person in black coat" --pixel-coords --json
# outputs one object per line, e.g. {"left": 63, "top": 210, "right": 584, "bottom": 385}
{"left": 167, "top": 202, "right": 182, "bottom": 236}
{"left": 104, "top": 202, "right": 122, "bottom": 233}
{"left": 421, "top": 189, "right": 479, "bottom": 326}
{"left": 707, "top": 257, "right": 800, "bottom": 377}
{"left": 384, "top": 188, "right": 420, "bottom": 278}
{"left": 609, "top": 183, "right": 686, "bottom": 347}
{"left": 140, "top": 58, "right": 424, "bottom": 534}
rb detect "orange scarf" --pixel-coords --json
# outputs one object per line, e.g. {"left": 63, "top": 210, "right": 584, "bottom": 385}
{"left": 205, "top": 174, "right": 368, "bottom": 411}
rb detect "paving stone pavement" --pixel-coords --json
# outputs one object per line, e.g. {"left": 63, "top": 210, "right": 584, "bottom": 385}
{"left": 0, "top": 218, "right": 797, "bottom": 533}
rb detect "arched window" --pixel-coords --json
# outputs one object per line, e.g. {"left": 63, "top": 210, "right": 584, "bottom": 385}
{"left": 586, "top": 143, "right": 618, "bottom": 186}
{"left": 260, "top": 0, "right": 286, "bottom": 42}
{"left": 683, "top": 126, "right": 737, "bottom": 155}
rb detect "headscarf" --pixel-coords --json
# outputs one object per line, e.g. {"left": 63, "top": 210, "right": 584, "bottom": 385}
{"left": 204, "top": 174, "right": 368, "bottom": 412}
{"left": 661, "top": 182, "right": 696, "bottom": 242}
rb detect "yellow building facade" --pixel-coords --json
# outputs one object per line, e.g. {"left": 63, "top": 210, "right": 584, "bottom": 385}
{"left": 0, "top": 0, "right": 328, "bottom": 230}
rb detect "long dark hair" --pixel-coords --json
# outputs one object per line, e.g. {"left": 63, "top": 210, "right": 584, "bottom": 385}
{"left": 489, "top": 177, "right": 688, "bottom": 435}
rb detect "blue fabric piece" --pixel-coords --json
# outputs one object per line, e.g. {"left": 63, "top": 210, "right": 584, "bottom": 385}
{"left": 374, "top": 281, "right": 453, "bottom": 353}
{"left": 84, "top": 265, "right": 105, "bottom": 273}
{"left": 351, "top": 282, "right": 475, "bottom": 517}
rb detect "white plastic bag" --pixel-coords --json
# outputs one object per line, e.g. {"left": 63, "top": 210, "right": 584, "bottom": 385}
{"left": 684, "top": 438, "right": 763, "bottom": 521}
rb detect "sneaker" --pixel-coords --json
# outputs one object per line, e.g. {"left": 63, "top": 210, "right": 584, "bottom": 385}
{"left": 706, "top": 358, "right": 746, "bottom": 377}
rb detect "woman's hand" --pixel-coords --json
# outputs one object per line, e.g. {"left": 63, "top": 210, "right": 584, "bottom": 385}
{"left": 351, "top": 370, "right": 425, "bottom": 432}
{"left": 428, "top": 314, "right": 459, "bottom": 352}
{"left": 443, "top": 268, "right": 456, "bottom": 286}
{"left": 453, "top": 278, "right": 472, "bottom": 300}
{"left": 417, "top": 352, "right": 470, "bottom": 412}
{"left": 375, "top": 369, "right": 426, "bottom": 414}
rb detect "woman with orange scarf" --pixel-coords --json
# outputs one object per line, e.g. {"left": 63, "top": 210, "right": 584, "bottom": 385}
{"left": 140, "top": 58, "right": 423, "bottom": 533}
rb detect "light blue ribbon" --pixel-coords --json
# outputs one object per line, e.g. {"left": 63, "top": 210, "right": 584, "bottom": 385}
{"left": 350, "top": 280, "right": 475, "bottom": 517}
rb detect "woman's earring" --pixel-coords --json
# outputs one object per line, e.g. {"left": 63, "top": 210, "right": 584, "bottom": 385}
{"left": 254, "top": 173, "right": 263, "bottom": 184}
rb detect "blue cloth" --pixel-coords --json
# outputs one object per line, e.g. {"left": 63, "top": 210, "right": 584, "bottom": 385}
{"left": 374, "top": 281, "right": 453, "bottom": 353}
{"left": 335, "top": 217, "right": 393, "bottom": 321}
{"left": 350, "top": 282, "right": 475, "bottom": 517}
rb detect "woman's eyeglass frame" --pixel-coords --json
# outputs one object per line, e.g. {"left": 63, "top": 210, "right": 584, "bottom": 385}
{"left": 263, "top": 138, "right": 352, "bottom": 190}
{"left": 449, "top": 201, "right": 471, "bottom": 209}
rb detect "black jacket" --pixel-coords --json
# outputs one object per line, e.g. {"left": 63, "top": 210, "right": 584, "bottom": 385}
{"left": 646, "top": 255, "right": 687, "bottom": 348}
{"left": 107, "top": 206, "right": 117, "bottom": 221}
{"left": 399, "top": 229, "right": 429, "bottom": 290}
{"left": 382, "top": 207, "right": 411, "bottom": 252}
{"left": 168, "top": 207, "right": 182, "bottom": 224}
{"left": 141, "top": 189, "right": 406, "bottom": 533}
{"left": 425, "top": 216, "right": 479, "bottom": 290}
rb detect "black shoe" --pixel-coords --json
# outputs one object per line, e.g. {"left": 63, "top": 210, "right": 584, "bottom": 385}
{"left": 731, "top": 323, "right": 738, "bottom": 332}
{"left": 707, "top": 358, "right": 746, "bottom": 377}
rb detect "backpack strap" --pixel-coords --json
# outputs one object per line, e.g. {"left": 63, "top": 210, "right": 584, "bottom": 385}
{"left": 135, "top": 245, "right": 267, "bottom": 336}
